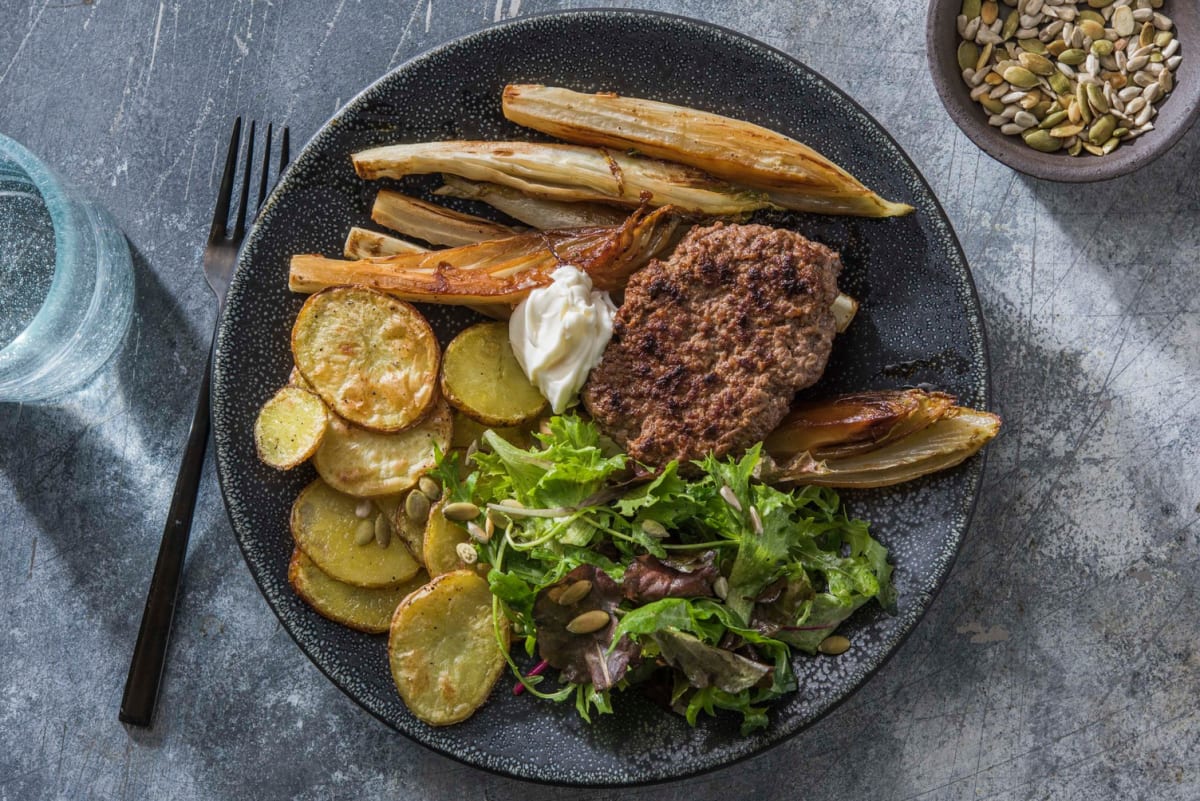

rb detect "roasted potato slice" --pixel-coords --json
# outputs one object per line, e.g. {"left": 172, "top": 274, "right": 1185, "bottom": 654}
{"left": 292, "top": 286, "right": 440, "bottom": 432}
{"left": 450, "top": 411, "right": 532, "bottom": 451}
{"left": 287, "top": 366, "right": 315, "bottom": 392}
{"left": 313, "top": 402, "right": 452, "bottom": 497}
{"left": 388, "top": 569, "right": 509, "bottom": 726}
{"left": 424, "top": 498, "right": 473, "bottom": 577}
{"left": 290, "top": 478, "right": 422, "bottom": 588}
{"left": 254, "top": 386, "right": 329, "bottom": 470}
{"left": 289, "top": 548, "right": 427, "bottom": 633}
{"left": 440, "top": 322, "right": 547, "bottom": 426}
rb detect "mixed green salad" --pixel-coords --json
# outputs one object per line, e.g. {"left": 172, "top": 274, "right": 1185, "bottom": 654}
{"left": 432, "top": 414, "right": 896, "bottom": 733}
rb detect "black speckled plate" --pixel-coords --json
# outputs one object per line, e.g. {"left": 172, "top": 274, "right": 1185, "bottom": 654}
{"left": 212, "top": 9, "right": 990, "bottom": 787}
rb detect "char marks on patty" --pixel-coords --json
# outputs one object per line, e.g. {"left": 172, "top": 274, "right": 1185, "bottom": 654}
{"left": 581, "top": 222, "right": 842, "bottom": 467}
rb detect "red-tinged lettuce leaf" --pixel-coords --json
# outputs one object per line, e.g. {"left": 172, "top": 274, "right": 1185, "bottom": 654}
{"left": 749, "top": 571, "right": 816, "bottom": 636}
{"left": 533, "top": 565, "right": 639, "bottom": 691}
{"left": 621, "top": 551, "right": 719, "bottom": 603}
{"left": 652, "top": 628, "right": 772, "bottom": 694}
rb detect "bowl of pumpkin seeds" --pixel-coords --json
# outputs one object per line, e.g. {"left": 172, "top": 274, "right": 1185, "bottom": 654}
{"left": 928, "top": 0, "right": 1199, "bottom": 180}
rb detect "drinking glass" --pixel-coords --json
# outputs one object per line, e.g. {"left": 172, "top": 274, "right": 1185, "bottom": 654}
{"left": 0, "top": 133, "right": 133, "bottom": 402}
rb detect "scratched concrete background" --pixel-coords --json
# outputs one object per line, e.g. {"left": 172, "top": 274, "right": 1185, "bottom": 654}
{"left": 1, "top": 0, "right": 1198, "bottom": 798}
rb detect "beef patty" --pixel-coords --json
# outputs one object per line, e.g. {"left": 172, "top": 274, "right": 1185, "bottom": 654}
{"left": 581, "top": 222, "right": 841, "bottom": 467}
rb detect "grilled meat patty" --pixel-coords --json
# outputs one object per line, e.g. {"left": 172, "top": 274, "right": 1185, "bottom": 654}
{"left": 581, "top": 222, "right": 842, "bottom": 467}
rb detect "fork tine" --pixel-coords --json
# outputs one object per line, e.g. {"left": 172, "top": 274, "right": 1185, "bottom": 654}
{"left": 233, "top": 121, "right": 256, "bottom": 241}
{"left": 256, "top": 123, "right": 273, "bottom": 212}
{"left": 280, "top": 127, "right": 291, "bottom": 175}
{"left": 208, "top": 117, "right": 242, "bottom": 243}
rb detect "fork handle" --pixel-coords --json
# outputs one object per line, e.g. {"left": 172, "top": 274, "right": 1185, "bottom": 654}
{"left": 119, "top": 346, "right": 213, "bottom": 727}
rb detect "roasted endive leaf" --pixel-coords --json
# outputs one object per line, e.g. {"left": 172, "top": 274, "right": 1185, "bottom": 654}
{"left": 501, "top": 84, "right": 913, "bottom": 218}
{"left": 372, "top": 188, "right": 516, "bottom": 247}
{"left": 289, "top": 206, "right": 678, "bottom": 303}
{"left": 765, "top": 389, "right": 956, "bottom": 460}
{"left": 769, "top": 407, "right": 1001, "bottom": 488}
{"left": 352, "top": 140, "right": 771, "bottom": 216}
{"left": 435, "top": 175, "right": 630, "bottom": 230}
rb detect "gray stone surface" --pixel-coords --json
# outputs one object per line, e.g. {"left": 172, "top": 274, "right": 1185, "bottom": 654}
{"left": 0, "top": 0, "right": 1197, "bottom": 798}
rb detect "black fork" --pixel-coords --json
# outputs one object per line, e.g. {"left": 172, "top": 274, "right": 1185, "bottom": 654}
{"left": 120, "top": 119, "right": 290, "bottom": 727}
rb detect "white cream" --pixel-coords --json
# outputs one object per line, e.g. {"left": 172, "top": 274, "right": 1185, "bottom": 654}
{"left": 510, "top": 265, "right": 616, "bottom": 414}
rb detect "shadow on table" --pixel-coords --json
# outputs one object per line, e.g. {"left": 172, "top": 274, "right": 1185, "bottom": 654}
{"left": 0, "top": 239, "right": 210, "bottom": 688}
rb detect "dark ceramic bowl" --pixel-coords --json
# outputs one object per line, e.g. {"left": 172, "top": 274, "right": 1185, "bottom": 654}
{"left": 213, "top": 9, "right": 991, "bottom": 786}
{"left": 927, "top": 0, "right": 1200, "bottom": 181}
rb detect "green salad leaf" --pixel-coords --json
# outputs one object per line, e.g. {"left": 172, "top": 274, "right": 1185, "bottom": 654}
{"left": 438, "top": 413, "right": 895, "bottom": 733}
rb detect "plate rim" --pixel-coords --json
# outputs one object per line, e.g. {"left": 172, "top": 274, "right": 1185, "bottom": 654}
{"left": 213, "top": 6, "right": 993, "bottom": 786}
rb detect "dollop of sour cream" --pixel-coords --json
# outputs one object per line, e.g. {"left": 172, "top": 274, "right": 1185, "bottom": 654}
{"left": 509, "top": 265, "right": 616, "bottom": 414}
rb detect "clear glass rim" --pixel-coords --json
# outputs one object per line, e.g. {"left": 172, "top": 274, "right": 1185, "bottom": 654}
{"left": 0, "top": 132, "right": 90, "bottom": 392}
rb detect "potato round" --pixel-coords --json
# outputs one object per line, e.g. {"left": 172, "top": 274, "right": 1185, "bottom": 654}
{"left": 450, "top": 410, "right": 532, "bottom": 451}
{"left": 290, "top": 478, "right": 422, "bottom": 588}
{"left": 313, "top": 402, "right": 452, "bottom": 497}
{"left": 388, "top": 570, "right": 509, "bottom": 726}
{"left": 424, "top": 498, "right": 473, "bottom": 576}
{"left": 289, "top": 548, "right": 427, "bottom": 633}
{"left": 254, "top": 386, "right": 329, "bottom": 469}
{"left": 292, "top": 286, "right": 440, "bottom": 432}
{"left": 441, "top": 322, "right": 547, "bottom": 426}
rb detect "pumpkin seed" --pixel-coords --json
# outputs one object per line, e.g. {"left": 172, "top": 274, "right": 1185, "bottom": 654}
{"left": 958, "top": 41, "right": 981, "bottom": 71}
{"left": 1101, "top": 136, "right": 1121, "bottom": 155}
{"left": 719, "top": 484, "right": 742, "bottom": 512}
{"left": 1086, "top": 83, "right": 1109, "bottom": 113}
{"left": 1088, "top": 114, "right": 1116, "bottom": 144}
{"left": 374, "top": 513, "right": 391, "bottom": 548}
{"left": 1019, "top": 52, "right": 1055, "bottom": 75}
{"left": 1050, "top": 122, "right": 1085, "bottom": 138}
{"left": 566, "top": 610, "right": 611, "bottom": 635}
{"left": 442, "top": 501, "right": 481, "bottom": 521}
{"left": 557, "top": 580, "right": 593, "bottom": 606}
{"left": 1078, "top": 9, "right": 1106, "bottom": 25}
{"left": 818, "top": 635, "right": 851, "bottom": 656}
{"left": 1091, "top": 39, "right": 1115, "bottom": 57}
{"left": 641, "top": 519, "right": 669, "bottom": 539}
{"left": 1039, "top": 110, "right": 1069, "bottom": 129}
{"left": 405, "top": 489, "right": 431, "bottom": 523}
{"left": 1018, "top": 37, "right": 1046, "bottom": 54}
{"left": 354, "top": 519, "right": 376, "bottom": 546}
{"left": 1139, "top": 22, "right": 1155, "bottom": 48}
{"left": 1046, "top": 40, "right": 1069, "bottom": 57}
{"left": 1023, "top": 128, "right": 1064, "bottom": 152}
{"left": 981, "top": 95, "right": 1007, "bottom": 113}
{"left": 1002, "top": 10, "right": 1020, "bottom": 40}
{"left": 1046, "top": 71, "right": 1070, "bottom": 94}
{"left": 977, "top": 42, "right": 995, "bottom": 72}
{"left": 962, "top": 0, "right": 982, "bottom": 20}
{"left": 1077, "top": 84, "right": 1094, "bottom": 123}
{"left": 1004, "top": 65, "right": 1040, "bottom": 87}
{"left": 1078, "top": 20, "right": 1106, "bottom": 41}
{"left": 1085, "top": 1, "right": 1113, "bottom": 11}
{"left": 466, "top": 520, "right": 490, "bottom": 543}
{"left": 418, "top": 476, "right": 441, "bottom": 502}
{"left": 1058, "top": 48, "right": 1087, "bottom": 65}
{"left": 981, "top": 1, "right": 998, "bottom": 25}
